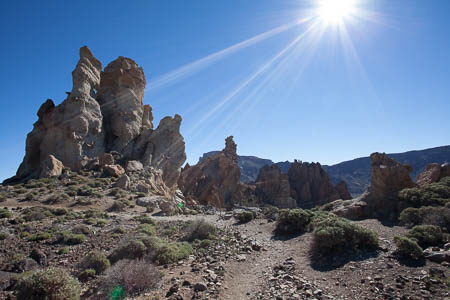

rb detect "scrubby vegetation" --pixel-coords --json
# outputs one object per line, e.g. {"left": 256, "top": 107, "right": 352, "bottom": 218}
{"left": 0, "top": 208, "right": 12, "bottom": 218}
{"left": 79, "top": 250, "right": 110, "bottom": 274}
{"left": 394, "top": 235, "right": 424, "bottom": 260}
{"left": 276, "top": 209, "right": 314, "bottom": 234}
{"left": 15, "top": 267, "right": 81, "bottom": 300}
{"left": 235, "top": 211, "right": 255, "bottom": 223}
{"left": 399, "top": 177, "right": 450, "bottom": 208}
{"left": 399, "top": 206, "right": 450, "bottom": 230}
{"left": 312, "top": 215, "right": 379, "bottom": 255}
{"left": 108, "top": 239, "right": 146, "bottom": 264}
{"left": 101, "top": 259, "right": 161, "bottom": 298}
{"left": 56, "top": 231, "right": 87, "bottom": 245}
{"left": 184, "top": 219, "right": 216, "bottom": 241}
{"left": 406, "top": 225, "right": 444, "bottom": 248}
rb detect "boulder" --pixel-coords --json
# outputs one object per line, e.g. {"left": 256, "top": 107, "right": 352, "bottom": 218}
{"left": 125, "top": 160, "right": 144, "bottom": 172}
{"left": 178, "top": 136, "right": 242, "bottom": 208}
{"left": 137, "top": 183, "right": 151, "bottom": 194}
{"left": 39, "top": 155, "right": 64, "bottom": 178}
{"left": 330, "top": 199, "right": 367, "bottom": 220}
{"left": 136, "top": 195, "right": 167, "bottom": 208}
{"left": 114, "top": 174, "right": 130, "bottom": 190}
{"left": 103, "top": 164, "right": 125, "bottom": 177}
{"left": 99, "top": 153, "right": 114, "bottom": 167}
{"left": 424, "top": 248, "right": 450, "bottom": 263}
{"left": 30, "top": 248, "right": 48, "bottom": 266}
{"left": 160, "top": 201, "right": 177, "bottom": 216}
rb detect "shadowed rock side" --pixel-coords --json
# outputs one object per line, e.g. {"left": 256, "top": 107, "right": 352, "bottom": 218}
{"left": 255, "top": 165, "right": 296, "bottom": 208}
{"left": 178, "top": 136, "right": 242, "bottom": 208}
{"left": 6, "top": 46, "right": 186, "bottom": 190}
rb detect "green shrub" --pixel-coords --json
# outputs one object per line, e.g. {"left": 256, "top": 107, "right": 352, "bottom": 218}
{"left": 109, "top": 200, "right": 127, "bottom": 212}
{"left": 23, "top": 207, "right": 54, "bottom": 221}
{"left": 95, "top": 219, "right": 108, "bottom": 227}
{"left": 0, "top": 233, "right": 7, "bottom": 240}
{"left": 400, "top": 206, "right": 450, "bottom": 230}
{"left": 0, "top": 195, "right": 6, "bottom": 202}
{"left": 53, "top": 208, "right": 68, "bottom": 216}
{"left": 137, "top": 224, "right": 156, "bottom": 236}
{"left": 135, "top": 215, "right": 157, "bottom": 225}
{"left": 15, "top": 267, "right": 81, "bottom": 300}
{"left": 312, "top": 216, "right": 379, "bottom": 255}
{"left": 407, "top": 225, "right": 444, "bottom": 248}
{"left": 45, "top": 193, "right": 70, "bottom": 204}
{"left": 56, "top": 232, "right": 86, "bottom": 245}
{"left": 199, "top": 239, "right": 211, "bottom": 248}
{"left": 113, "top": 226, "right": 126, "bottom": 234}
{"left": 72, "top": 225, "right": 92, "bottom": 235}
{"left": 235, "top": 211, "right": 255, "bottom": 223}
{"left": 28, "top": 232, "right": 52, "bottom": 241}
{"left": 108, "top": 239, "right": 146, "bottom": 264}
{"left": 394, "top": 235, "right": 424, "bottom": 260}
{"left": 263, "top": 206, "right": 279, "bottom": 220}
{"left": 184, "top": 219, "right": 216, "bottom": 241}
{"left": 140, "top": 236, "right": 193, "bottom": 265}
{"left": 276, "top": 209, "right": 314, "bottom": 234}
{"left": 79, "top": 251, "right": 110, "bottom": 274}
{"left": 399, "top": 177, "right": 450, "bottom": 208}
{"left": 78, "top": 269, "right": 96, "bottom": 282}
{"left": 0, "top": 208, "right": 12, "bottom": 218}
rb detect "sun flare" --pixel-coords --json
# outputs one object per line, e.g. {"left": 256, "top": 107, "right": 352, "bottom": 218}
{"left": 318, "top": 0, "right": 356, "bottom": 24}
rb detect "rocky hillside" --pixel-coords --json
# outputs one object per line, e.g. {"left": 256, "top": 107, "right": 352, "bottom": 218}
{"left": 203, "top": 145, "right": 450, "bottom": 196}
{"left": 323, "top": 145, "right": 450, "bottom": 195}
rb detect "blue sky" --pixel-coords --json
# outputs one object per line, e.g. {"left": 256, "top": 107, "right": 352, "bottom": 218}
{"left": 0, "top": 0, "right": 449, "bottom": 181}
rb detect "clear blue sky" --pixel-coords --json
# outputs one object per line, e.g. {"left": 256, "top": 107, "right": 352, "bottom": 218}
{"left": 1, "top": 0, "right": 449, "bottom": 181}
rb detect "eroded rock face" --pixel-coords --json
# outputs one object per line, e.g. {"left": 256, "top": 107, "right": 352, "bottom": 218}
{"left": 335, "top": 181, "right": 352, "bottom": 200}
{"left": 255, "top": 165, "right": 296, "bottom": 208}
{"left": 178, "top": 136, "right": 241, "bottom": 208}
{"left": 417, "top": 163, "right": 450, "bottom": 186}
{"left": 360, "top": 153, "right": 416, "bottom": 219}
{"left": 8, "top": 46, "right": 186, "bottom": 189}
{"left": 40, "top": 155, "right": 64, "bottom": 178}
{"left": 15, "top": 47, "right": 105, "bottom": 180}
{"left": 287, "top": 161, "right": 341, "bottom": 208}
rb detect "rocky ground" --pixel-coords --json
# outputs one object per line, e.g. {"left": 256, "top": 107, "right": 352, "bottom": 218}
{"left": 1, "top": 198, "right": 449, "bottom": 300}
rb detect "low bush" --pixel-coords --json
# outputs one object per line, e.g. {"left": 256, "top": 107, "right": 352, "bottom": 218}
{"left": 78, "top": 269, "right": 96, "bottom": 282}
{"left": 137, "top": 224, "right": 156, "bottom": 236}
{"left": 15, "top": 267, "right": 81, "bottom": 300}
{"left": 184, "top": 219, "right": 216, "bottom": 241}
{"left": 263, "top": 205, "right": 279, "bottom": 220}
{"left": 108, "top": 239, "right": 146, "bottom": 264}
{"left": 109, "top": 200, "right": 127, "bottom": 212}
{"left": 0, "top": 208, "right": 12, "bottom": 218}
{"left": 394, "top": 235, "right": 424, "bottom": 260}
{"left": 135, "top": 215, "right": 157, "bottom": 225}
{"left": 101, "top": 259, "right": 161, "bottom": 297}
{"left": 0, "top": 195, "right": 6, "bottom": 202}
{"left": 45, "top": 193, "right": 70, "bottom": 204}
{"left": 113, "top": 226, "right": 126, "bottom": 234}
{"left": 79, "top": 250, "right": 110, "bottom": 274}
{"left": 400, "top": 206, "right": 450, "bottom": 230}
{"left": 399, "top": 177, "right": 450, "bottom": 208}
{"left": 312, "top": 216, "right": 379, "bottom": 255}
{"left": 276, "top": 209, "right": 313, "bottom": 234}
{"left": 28, "top": 232, "right": 52, "bottom": 241}
{"left": 0, "top": 233, "right": 7, "bottom": 240}
{"left": 56, "top": 232, "right": 86, "bottom": 245}
{"left": 407, "top": 225, "right": 444, "bottom": 248}
{"left": 235, "top": 211, "right": 255, "bottom": 224}
{"left": 72, "top": 225, "right": 92, "bottom": 235}
{"left": 141, "top": 236, "right": 193, "bottom": 265}
{"left": 22, "top": 207, "right": 54, "bottom": 222}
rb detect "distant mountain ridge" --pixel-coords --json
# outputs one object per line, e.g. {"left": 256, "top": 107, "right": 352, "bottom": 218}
{"left": 200, "top": 145, "right": 450, "bottom": 196}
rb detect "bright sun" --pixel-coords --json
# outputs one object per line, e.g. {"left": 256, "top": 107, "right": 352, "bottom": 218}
{"left": 318, "top": 0, "right": 356, "bottom": 24}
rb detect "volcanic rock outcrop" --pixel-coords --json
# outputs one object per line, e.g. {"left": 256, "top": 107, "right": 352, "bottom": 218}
{"left": 255, "top": 165, "right": 296, "bottom": 208}
{"left": 416, "top": 163, "right": 450, "bottom": 186}
{"left": 7, "top": 46, "right": 186, "bottom": 189}
{"left": 333, "top": 153, "right": 417, "bottom": 220}
{"left": 178, "top": 136, "right": 242, "bottom": 208}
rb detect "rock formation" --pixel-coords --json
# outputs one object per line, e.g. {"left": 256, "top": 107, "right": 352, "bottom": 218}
{"left": 178, "top": 136, "right": 241, "bottom": 208}
{"left": 255, "top": 165, "right": 296, "bottom": 208}
{"left": 335, "top": 180, "right": 352, "bottom": 201}
{"left": 287, "top": 160, "right": 345, "bottom": 208}
{"left": 417, "top": 163, "right": 450, "bottom": 186}
{"left": 334, "top": 153, "right": 417, "bottom": 220}
{"left": 6, "top": 46, "right": 186, "bottom": 190}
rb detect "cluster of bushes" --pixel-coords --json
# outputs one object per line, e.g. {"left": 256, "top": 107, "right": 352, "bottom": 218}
{"left": 0, "top": 208, "right": 12, "bottom": 218}
{"left": 55, "top": 231, "right": 86, "bottom": 245}
{"left": 275, "top": 209, "right": 379, "bottom": 256}
{"left": 15, "top": 268, "right": 81, "bottom": 300}
{"left": 235, "top": 211, "right": 255, "bottom": 223}
{"left": 399, "top": 177, "right": 450, "bottom": 208}
{"left": 108, "top": 236, "right": 193, "bottom": 266}
{"left": 400, "top": 205, "right": 450, "bottom": 231}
